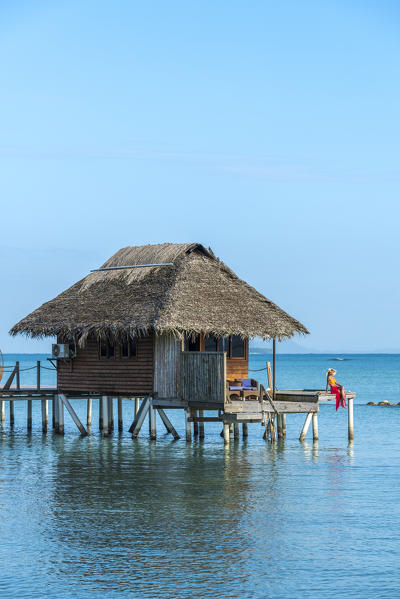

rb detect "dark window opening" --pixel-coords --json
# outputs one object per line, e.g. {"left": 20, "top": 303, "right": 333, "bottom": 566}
{"left": 99, "top": 339, "right": 115, "bottom": 359}
{"left": 184, "top": 333, "right": 201, "bottom": 352}
{"left": 121, "top": 338, "right": 137, "bottom": 359}
{"left": 218, "top": 336, "right": 230, "bottom": 354}
{"left": 204, "top": 334, "right": 218, "bottom": 351}
{"left": 231, "top": 335, "right": 245, "bottom": 358}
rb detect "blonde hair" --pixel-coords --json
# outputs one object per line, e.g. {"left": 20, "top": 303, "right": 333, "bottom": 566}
{"left": 326, "top": 368, "right": 336, "bottom": 377}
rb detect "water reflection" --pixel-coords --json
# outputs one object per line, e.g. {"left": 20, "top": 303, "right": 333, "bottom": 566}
{"left": 45, "top": 438, "right": 255, "bottom": 597}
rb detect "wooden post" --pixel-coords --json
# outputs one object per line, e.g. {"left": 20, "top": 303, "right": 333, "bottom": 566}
{"left": 130, "top": 398, "right": 150, "bottom": 438}
{"left": 102, "top": 396, "right": 109, "bottom": 436}
{"left": 16, "top": 361, "right": 20, "bottom": 390}
{"left": 199, "top": 409, "right": 205, "bottom": 439}
{"left": 312, "top": 413, "right": 319, "bottom": 441}
{"left": 118, "top": 398, "right": 123, "bottom": 431}
{"left": 135, "top": 398, "right": 140, "bottom": 416}
{"left": 41, "top": 400, "right": 48, "bottom": 433}
{"left": 277, "top": 414, "right": 283, "bottom": 439}
{"left": 271, "top": 414, "right": 277, "bottom": 443}
{"left": 272, "top": 340, "right": 276, "bottom": 400}
{"left": 9, "top": 400, "right": 14, "bottom": 427}
{"left": 54, "top": 394, "right": 59, "bottom": 433}
{"left": 193, "top": 410, "right": 199, "bottom": 437}
{"left": 299, "top": 413, "right": 312, "bottom": 441}
{"left": 52, "top": 396, "right": 56, "bottom": 429}
{"left": 59, "top": 394, "right": 88, "bottom": 436}
{"left": 223, "top": 422, "right": 230, "bottom": 445}
{"left": 58, "top": 395, "right": 64, "bottom": 435}
{"left": 348, "top": 396, "right": 354, "bottom": 441}
{"left": 157, "top": 408, "right": 180, "bottom": 440}
{"left": 267, "top": 362, "right": 272, "bottom": 390}
{"left": 229, "top": 423, "right": 233, "bottom": 439}
{"left": 37, "top": 361, "right": 40, "bottom": 391}
{"left": 282, "top": 414, "right": 287, "bottom": 437}
{"left": 108, "top": 397, "right": 114, "bottom": 430}
{"left": 148, "top": 400, "right": 156, "bottom": 440}
{"left": 27, "top": 400, "right": 32, "bottom": 431}
{"left": 242, "top": 422, "right": 248, "bottom": 438}
{"left": 99, "top": 397, "right": 103, "bottom": 430}
{"left": 233, "top": 423, "right": 239, "bottom": 440}
{"left": 0, "top": 401, "right": 4, "bottom": 423}
{"left": 185, "top": 409, "right": 192, "bottom": 442}
{"left": 87, "top": 398, "right": 92, "bottom": 427}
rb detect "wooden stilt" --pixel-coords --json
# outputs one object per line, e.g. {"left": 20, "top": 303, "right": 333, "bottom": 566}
{"left": 87, "top": 398, "right": 92, "bottom": 427}
{"left": 233, "top": 423, "right": 239, "bottom": 440}
{"left": 0, "top": 401, "right": 4, "bottom": 423}
{"left": 54, "top": 394, "right": 59, "bottom": 433}
{"left": 242, "top": 422, "right": 248, "bottom": 438}
{"left": 270, "top": 414, "right": 277, "bottom": 443}
{"left": 41, "top": 399, "right": 48, "bottom": 433}
{"left": 118, "top": 398, "right": 123, "bottom": 431}
{"left": 9, "top": 401, "right": 14, "bottom": 427}
{"left": 58, "top": 395, "right": 64, "bottom": 435}
{"left": 312, "top": 413, "right": 319, "bottom": 441}
{"left": 108, "top": 397, "right": 114, "bottom": 430}
{"left": 130, "top": 398, "right": 150, "bottom": 438}
{"left": 193, "top": 410, "right": 199, "bottom": 437}
{"left": 282, "top": 414, "right": 287, "bottom": 437}
{"left": 223, "top": 422, "right": 230, "bottom": 445}
{"left": 99, "top": 397, "right": 103, "bottom": 430}
{"left": 348, "top": 397, "right": 354, "bottom": 441}
{"left": 27, "top": 400, "right": 32, "bottom": 431}
{"left": 185, "top": 409, "right": 192, "bottom": 442}
{"left": 229, "top": 423, "right": 233, "bottom": 439}
{"left": 59, "top": 394, "right": 87, "bottom": 436}
{"left": 199, "top": 410, "right": 205, "bottom": 439}
{"left": 277, "top": 414, "right": 283, "bottom": 439}
{"left": 135, "top": 398, "right": 140, "bottom": 416}
{"left": 299, "top": 413, "right": 312, "bottom": 441}
{"left": 157, "top": 408, "right": 180, "bottom": 439}
{"left": 102, "top": 396, "right": 109, "bottom": 436}
{"left": 148, "top": 401, "right": 156, "bottom": 440}
{"left": 52, "top": 396, "right": 56, "bottom": 429}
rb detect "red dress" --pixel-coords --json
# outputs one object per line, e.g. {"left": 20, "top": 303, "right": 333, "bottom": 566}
{"left": 330, "top": 385, "right": 347, "bottom": 411}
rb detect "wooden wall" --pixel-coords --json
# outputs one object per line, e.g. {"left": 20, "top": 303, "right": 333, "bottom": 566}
{"left": 181, "top": 351, "right": 226, "bottom": 405}
{"left": 153, "top": 333, "right": 182, "bottom": 399}
{"left": 57, "top": 335, "right": 154, "bottom": 395}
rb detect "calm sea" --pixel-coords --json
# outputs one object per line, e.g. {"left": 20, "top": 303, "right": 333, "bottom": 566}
{"left": 1, "top": 353, "right": 400, "bottom": 598}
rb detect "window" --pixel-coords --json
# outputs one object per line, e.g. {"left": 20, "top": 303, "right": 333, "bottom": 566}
{"left": 121, "top": 338, "right": 137, "bottom": 359}
{"left": 204, "top": 334, "right": 218, "bottom": 351}
{"left": 218, "top": 336, "right": 230, "bottom": 354}
{"left": 184, "top": 333, "right": 201, "bottom": 352}
{"left": 231, "top": 335, "right": 245, "bottom": 358}
{"left": 99, "top": 339, "right": 115, "bottom": 359}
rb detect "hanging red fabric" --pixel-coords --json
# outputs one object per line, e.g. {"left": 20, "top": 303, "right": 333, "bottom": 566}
{"left": 331, "top": 385, "right": 347, "bottom": 411}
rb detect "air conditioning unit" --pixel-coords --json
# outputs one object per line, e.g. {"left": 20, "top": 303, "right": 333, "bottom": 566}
{"left": 52, "top": 344, "right": 74, "bottom": 359}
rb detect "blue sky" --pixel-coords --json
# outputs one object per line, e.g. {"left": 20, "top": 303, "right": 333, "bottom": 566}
{"left": 1, "top": 1, "right": 399, "bottom": 352}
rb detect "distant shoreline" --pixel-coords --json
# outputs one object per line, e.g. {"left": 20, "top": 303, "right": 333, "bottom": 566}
{"left": 3, "top": 351, "right": 400, "bottom": 356}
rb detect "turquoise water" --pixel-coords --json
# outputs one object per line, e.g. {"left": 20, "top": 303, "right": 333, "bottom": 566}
{"left": 1, "top": 353, "right": 400, "bottom": 598}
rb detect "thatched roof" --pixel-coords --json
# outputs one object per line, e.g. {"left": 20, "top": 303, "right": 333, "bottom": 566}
{"left": 10, "top": 242, "right": 309, "bottom": 344}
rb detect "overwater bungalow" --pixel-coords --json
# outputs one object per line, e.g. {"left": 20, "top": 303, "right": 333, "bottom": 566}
{"left": 7, "top": 242, "right": 354, "bottom": 442}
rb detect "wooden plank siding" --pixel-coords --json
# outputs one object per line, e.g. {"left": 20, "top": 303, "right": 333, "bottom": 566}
{"left": 181, "top": 352, "right": 226, "bottom": 405}
{"left": 153, "top": 333, "right": 182, "bottom": 399}
{"left": 57, "top": 335, "right": 154, "bottom": 394}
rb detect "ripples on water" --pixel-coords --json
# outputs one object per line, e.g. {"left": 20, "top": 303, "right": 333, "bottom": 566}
{"left": 1, "top": 354, "right": 400, "bottom": 598}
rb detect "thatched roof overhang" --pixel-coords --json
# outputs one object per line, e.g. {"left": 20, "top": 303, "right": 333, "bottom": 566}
{"left": 10, "top": 242, "right": 309, "bottom": 345}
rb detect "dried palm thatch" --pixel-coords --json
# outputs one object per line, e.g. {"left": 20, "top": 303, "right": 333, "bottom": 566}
{"left": 10, "top": 242, "right": 309, "bottom": 345}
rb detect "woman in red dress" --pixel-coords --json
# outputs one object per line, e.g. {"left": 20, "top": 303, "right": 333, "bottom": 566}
{"left": 326, "top": 368, "right": 347, "bottom": 410}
